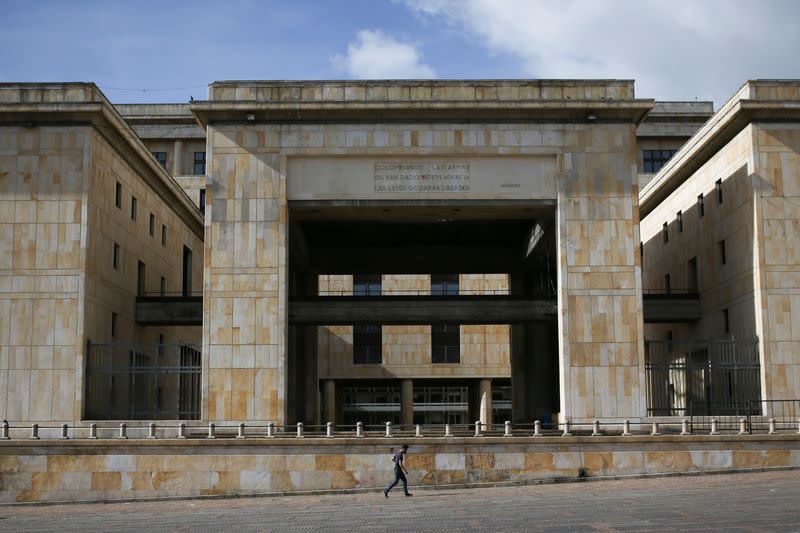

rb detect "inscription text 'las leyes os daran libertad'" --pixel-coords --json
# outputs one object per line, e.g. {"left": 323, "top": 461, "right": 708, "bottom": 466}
{"left": 373, "top": 161, "right": 470, "bottom": 193}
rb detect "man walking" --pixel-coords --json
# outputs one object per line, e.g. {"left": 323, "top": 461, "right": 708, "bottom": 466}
{"left": 383, "top": 444, "right": 412, "bottom": 497}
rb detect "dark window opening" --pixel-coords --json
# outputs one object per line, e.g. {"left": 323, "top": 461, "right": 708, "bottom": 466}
{"left": 665, "top": 273, "right": 671, "bottom": 294}
{"left": 149, "top": 213, "right": 155, "bottom": 237}
{"left": 161, "top": 224, "right": 167, "bottom": 247}
{"left": 663, "top": 222, "right": 669, "bottom": 243}
{"left": 131, "top": 196, "right": 137, "bottom": 221}
{"left": 193, "top": 152, "right": 206, "bottom": 175}
{"left": 111, "top": 312, "right": 118, "bottom": 339}
{"left": 137, "top": 260, "right": 146, "bottom": 296}
{"left": 152, "top": 151, "right": 167, "bottom": 169}
{"left": 719, "top": 240, "right": 727, "bottom": 265}
{"left": 432, "top": 324, "right": 460, "bottom": 363}
{"left": 723, "top": 308, "right": 730, "bottom": 334}
{"left": 353, "top": 325, "right": 382, "bottom": 364}
{"left": 677, "top": 210, "right": 683, "bottom": 232}
{"left": 716, "top": 179, "right": 723, "bottom": 204}
{"left": 698, "top": 194, "right": 705, "bottom": 217}
{"left": 199, "top": 188, "right": 206, "bottom": 216}
{"left": 353, "top": 274, "right": 381, "bottom": 296}
{"left": 640, "top": 241, "right": 644, "bottom": 268}
{"left": 643, "top": 149, "right": 678, "bottom": 173}
{"left": 688, "top": 257, "right": 698, "bottom": 293}
{"left": 182, "top": 246, "right": 192, "bottom": 297}
{"left": 113, "top": 242, "right": 120, "bottom": 270}
{"left": 160, "top": 276, "right": 166, "bottom": 296}
{"left": 431, "top": 274, "right": 459, "bottom": 295}
{"left": 115, "top": 181, "right": 122, "bottom": 208}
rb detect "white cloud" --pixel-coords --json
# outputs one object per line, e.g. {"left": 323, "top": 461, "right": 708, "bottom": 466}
{"left": 404, "top": 0, "right": 800, "bottom": 105}
{"left": 333, "top": 29, "right": 436, "bottom": 79}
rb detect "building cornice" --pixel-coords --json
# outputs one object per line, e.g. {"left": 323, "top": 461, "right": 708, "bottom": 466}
{"left": 0, "top": 83, "right": 203, "bottom": 238}
{"left": 640, "top": 80, "right": 800, "bottom": 218}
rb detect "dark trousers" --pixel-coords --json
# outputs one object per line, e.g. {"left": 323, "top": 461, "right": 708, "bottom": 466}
{"left": 385, "top": 469, "right": 409, "bottom": 495}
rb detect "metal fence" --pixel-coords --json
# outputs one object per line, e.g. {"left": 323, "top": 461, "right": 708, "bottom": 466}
{"left": 85, "top": 342, "right": 201, "bottom": 420}
{"left": 645, "top": 337, "right": 761, "bottom": 417}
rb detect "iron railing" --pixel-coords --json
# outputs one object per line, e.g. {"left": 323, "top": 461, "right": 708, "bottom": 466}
{"left": 645, "top": 337, "right": 761, "bottom": 417}
{"left": 85, "top": 342, "right": 201, "bottom": 420}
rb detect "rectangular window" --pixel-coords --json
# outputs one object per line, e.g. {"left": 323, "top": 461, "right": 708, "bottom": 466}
{"left": 199, "top": 188, "right": 206, "bottom": 216}
{"left": 152, "top": 151, "right": 167, "bottom": 169}
{"left": 115, "top": 181, "right": 122, "bottom": 208}
{"left": 111, "top": 312, "right": 118, "bottom": 339}
{"left": 112, "top": 242, "right": 120, "bottom": 270}
{"left": 663, "top": 222, "right": 669, "bottom": 243}
{"left": 642, "top": 149, "right": 678, "bottom": 173}
{"left": 723, "top": 308, "right": 730, "bottom": 334}
{"left": 640, "top": 242, "right": 644, "bottom": 268}
{"left": 137, "top": 261, "right": 146, "bottom": 296}
{"left": 665, "top": 273, "right": 671, "bottom": 294}
{"left": 688, "top": 257, "right": 698, "bottom": 293}
{"left": 131, "top": 196, "right": 137, "bottom": 221}
{"left": 698, "top": 194, "right": 705, "bottom": 217}
{"left": 716, "top": 178, "right": 723, "bottom": 204}
{"left": 160, "top": 276, "right": 166, "bottom": 296}
{"left": 719, "top": 239, "right": 727, "bottom": 265}
{"left": 193, "top": 152, "right": 206, "bottom": 175}
{"left": 677, "top": 211, "right": 683, "bottom": 232}
{"left": 431, "top": 274, "right": 459, "bottom": 295}
{"left": 353, "top": 324, "right": 382, "bottom": 364}
{"left": 161, "top": 224, "right": 166, "bottom": 247}
{"left": 149, "top": 213, "right": 155, "bottom": 237}
{"left": 432, "top": 324, "right": 460, "bottom": 363}
{"left": 353, "top": 274, "right": 381, "bottom": 296}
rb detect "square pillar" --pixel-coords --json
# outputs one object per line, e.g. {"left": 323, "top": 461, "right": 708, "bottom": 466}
{"left": 322, "top": 379, "right": 336, "bottom": 425}
{"left": 173, "top": 140, "right": 183, "bottom": 175}
{"left": 401, "top": 379, "right": 414, "bottom": 429}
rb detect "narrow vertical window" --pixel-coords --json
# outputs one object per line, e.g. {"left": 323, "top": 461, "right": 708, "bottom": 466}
{"left": 719, "top": 240, "right": 727, "bottom": 265}
{"left": 716, "top": 179, "right": 723, "bottom": 204}
{"left": 432, "top": 324, "right": 460, "bottom": 363}
{"left": 193, "top": 152, "right": 206, "bottom": 175}
{"left": 663, "top": 222, "right": 669, "bottom": 243}
{"left": 131, "top": 196, "right": 137, "bottom": 221}
{"left": 111, "top": 312, "right": 118, "bottom": 339}
{"left": 149, "top": 213, "right": 155, "bottom": 237}
{"left": 115, "top": 181, "right": 122, "bottom": 208}
{"left": 161, "top": 224, "right": 167, "bottom": 247}
{"left": 677, "top": 210, "right": 683, "bottom": 232}
{"left": 698, "top": 194, "right": 704, "bottom": 217}
{"left": 640, "top": 242, "right": 644, "bottom": 268}
{"left": 199, "top": 188, "right": 206, "bottom": 216}
{"left": 664, "top": 273, "right": 671, "bottom": 294}
{"left": 137, "top": 261, "right": 146, "bottom": 296}
{"left": 723, "top": 308, "right": 730, "bottom": 334}
{"left": 112, "top": 242, "right": 120, "bottom": 269}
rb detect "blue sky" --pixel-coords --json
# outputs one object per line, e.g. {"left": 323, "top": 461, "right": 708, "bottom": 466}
{"left": 2, "top": 0, "right": 800, "bottom": 107}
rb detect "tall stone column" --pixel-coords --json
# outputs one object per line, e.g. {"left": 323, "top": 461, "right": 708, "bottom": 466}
{"left": 202, "top": 126, "right": 287, "bottom": 424}
{"left": 479, "top": 378, "right": 492, "bottom": 429}
{"left": 401, "top": 379, "right": 414, "bottom": 429}
{"left": 173, "top": 140, "right": 183, "bottom": 175}
{"left": 323, "top": 380, "right": 336, "bottom": 425}
{"left": 556, "top": 127, "right": 646, "bottom": 423}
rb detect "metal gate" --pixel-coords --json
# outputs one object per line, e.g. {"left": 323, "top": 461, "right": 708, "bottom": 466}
{"left": 645, "top": 337, "right": 761, "bottom": 416}
{"left": 85, "top": 342, "right": 201, "bottom": 420}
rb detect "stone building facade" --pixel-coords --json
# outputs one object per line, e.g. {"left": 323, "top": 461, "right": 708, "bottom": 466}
{"left": 0, "top": 79, "right": 798, "bottom": 429}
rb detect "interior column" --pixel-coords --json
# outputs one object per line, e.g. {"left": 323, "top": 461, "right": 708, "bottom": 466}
{"left": 479, "top": 378, "right": 492, "bottom": 429}
{"left": 401, "top": 379, "right": 414, "bottom": 429}
{"left": 323, "top": 379, "right": 336, "bottom": 425}
{"left": 173, "top": 139, "right": 183, "bottom": 175}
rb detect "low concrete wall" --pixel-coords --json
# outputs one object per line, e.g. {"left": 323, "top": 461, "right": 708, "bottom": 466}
{"left": 1, "top": 436, "right": 799, "bottom": 503}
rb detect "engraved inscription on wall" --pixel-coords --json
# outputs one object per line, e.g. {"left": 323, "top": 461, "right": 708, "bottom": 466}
{"left": 373, "top": 161, "right": 471, "bottom": 193}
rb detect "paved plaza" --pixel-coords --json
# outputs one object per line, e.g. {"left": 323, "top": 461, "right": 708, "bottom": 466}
{"left": 0, "top": 470, "right": 798, "bottom": 532}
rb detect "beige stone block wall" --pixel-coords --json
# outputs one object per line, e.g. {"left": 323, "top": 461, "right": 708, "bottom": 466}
{"left": 558, "top": 124, "right": 645, "bottom": 422}
{"left": 203, "top": 127, "right": 286, "bottom": 424}
{"left": 642, "top": 126, "right": 757, "bottom": 343}
{"left": 1, "top": 437, "right": 798, "bottom": 503}
{"left": 0, "top": 126, "right": 88, "bottom": 423}
{"left": 206, "top": 118, "right": 644, "bottom": 423}
{"left": 754, "top": 124, "right": 800, "bottom": 400}
{"left": 317, "top": 274, "right": 511, "bottom": 379}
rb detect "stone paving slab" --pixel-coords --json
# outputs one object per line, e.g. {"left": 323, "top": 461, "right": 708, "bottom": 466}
{"left": 0, "top": 470, "right": 799, "bottom": 532}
